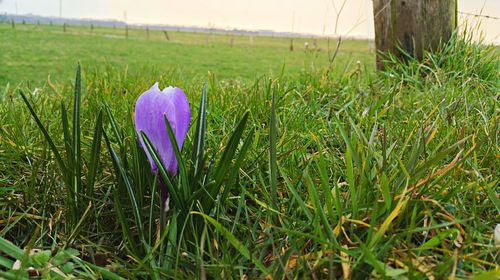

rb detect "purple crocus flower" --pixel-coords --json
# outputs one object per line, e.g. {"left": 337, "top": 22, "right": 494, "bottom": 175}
{"left": 134, "top": 82, "right": 190, "bottom": 176}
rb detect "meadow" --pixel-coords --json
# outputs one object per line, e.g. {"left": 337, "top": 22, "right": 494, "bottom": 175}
{"left": 0, "top": 23, "right": 372, "bottom": 86}
{"left": 0, "top": 22, "right": 499, "bottom": 279}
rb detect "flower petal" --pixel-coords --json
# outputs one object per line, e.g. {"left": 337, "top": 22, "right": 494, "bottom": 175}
{"left": 134, "top": 83, "right": 190, "bottom": 175}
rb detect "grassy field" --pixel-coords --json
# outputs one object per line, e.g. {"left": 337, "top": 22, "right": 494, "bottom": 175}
{"left": 0, "top": 22, "right": 499, "bottom": 279}
{"left": 0, "top": 23, "right": 373, "bottom": 87}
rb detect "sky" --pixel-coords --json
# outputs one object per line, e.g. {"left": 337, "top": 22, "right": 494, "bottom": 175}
{"left": 1, "top": 0, "right": 499, "bottom": 43}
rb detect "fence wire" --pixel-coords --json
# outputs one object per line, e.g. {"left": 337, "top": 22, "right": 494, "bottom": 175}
{"left": 458, "top": 11, "right": 500, "bottom": 21}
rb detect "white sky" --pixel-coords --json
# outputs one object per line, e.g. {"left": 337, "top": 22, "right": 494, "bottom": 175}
{"left": 1, "top": 0, "right": 499, "bottom": 42}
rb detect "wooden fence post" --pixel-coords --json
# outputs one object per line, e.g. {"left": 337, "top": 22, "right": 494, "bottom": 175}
{"left": 373, "top": 0, "right": 457, "bottom": 69}
{"left": 163, "top": 30, "right": 170, "bottom": 41}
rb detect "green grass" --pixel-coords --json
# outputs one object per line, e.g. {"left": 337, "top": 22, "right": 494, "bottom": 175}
{"left": 0, "top": 22, "right": 499, "bottom": 279}
{"left": 0, "top": 22, "right": 372, "bottom": 87}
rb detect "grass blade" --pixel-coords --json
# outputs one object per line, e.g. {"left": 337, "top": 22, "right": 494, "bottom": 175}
{"left": 112, "top": 186, "right": 140, "bottom": 257}
{"left": 345, "top": 145, "right": 357, "bottom": 218}
{"left": 140, "top": 131, "right": 185, "bottom": 211}
{"left": 163, "top": 114, "right": 189, "bottom": 202}
{"left": 0, "top": 256, "right": 14, "bottom": 270}
{"left": 205, "top": 112, "right": 249, "bottom": 211}
{"left": 305, "top": 173, "right": 338, "bottom": 246}
{"left": 19, "top": 91, "right": 67, "bottom": 176}
{"left": 164, "top": 212, "right": 178, "bottom": 270}
{"left": 484, "top": 180, "right": 500, "bottom": 214}
{"left": 87, "top": 110, "right": 103, "bottom": 195}
{"left": 280, "top": 169, "right": 312, "bottom": 222}
{"left": 369, "top": 198, "right": 408, "bottom": 248}
{"left": 213, "top": 112, "right": 249, "bottom": 188}
{"left": 103, "top": 101, "right": 124, "bottom": 148}
{"left": 85, "top": 263, "right": 125, "bottom": 280}
{"left": 220, "top": 128, "right": 254, "bottom": 203}
{"left": 0, "top": 236, "right": 25, "bottom": 260}
{"left": 61, "top": 101, "right": 74, "bottom": 170}
{"left": 469, "top": 269, "right": 500, "bottom": 280}
{"left": 269, "top": 83, "right": 278, "bottom": 210}
{"left": 148, "top": 175, "right": 159, "bottom": 245}
{"left": 317, "top": 156, "right": 338, "bottom": 226}
{"left": 73, "top": 64, "right": 83, "bottom": 210}
{"left": 103, "top": 130, "right": 145, "bottom": 246}
{"left": 191, "top": 83, "right": 207, "bottom": 181}
{"left": 193, "top": 212, "right": 270, "bottom": 276}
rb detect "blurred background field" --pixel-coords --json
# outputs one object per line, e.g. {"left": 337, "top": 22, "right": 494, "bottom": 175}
{"left": 0, "top": 22, "right": 373, "bottom": 87}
